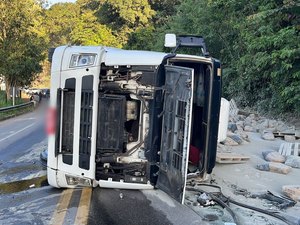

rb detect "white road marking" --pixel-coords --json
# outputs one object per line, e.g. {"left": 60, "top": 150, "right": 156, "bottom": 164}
{"left": 15, "top": 117, "right": 36, "bottom": 121}
{"left": 0, "top": 122, "right": 37, "bottom": 143}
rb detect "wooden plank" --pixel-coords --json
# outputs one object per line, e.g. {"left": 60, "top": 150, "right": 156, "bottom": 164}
{"left": 282, "top": 143, "right": 287, "bottom": 155}
{"left": 216, "top": 153, "right": 250, "bottom": 164}
{"left": 294, "top": 143, "right": 299, "bottom": 156}
{"left": 286, "top": 143, "right": 292, "bottom": 156}
{"left": 280, "top": 131, "right": 296, "bottom": 135}
{"left": 273, "top": 132, "right": 285, "bottom": 138}
{"left": 274, "top": 135, "right": 284, "bottom": 138}
{"left": 273, "top": 131, "right": 295, "bottom": 138}
{"left": 295, "top": 131, "right": 300, "bottom": 139}
{"left": 279, "top": 143, "right": 284, "bottom": 155}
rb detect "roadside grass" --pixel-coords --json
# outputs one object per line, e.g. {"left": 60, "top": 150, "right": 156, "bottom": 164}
{"left": 0, "top": 106, "right": 34, "bottom": 121}
{"left": 0, "top": 90, "right": 26, "bottom": 108}
{"left": 0, "top": 90, "right": 33, "bottom": 121}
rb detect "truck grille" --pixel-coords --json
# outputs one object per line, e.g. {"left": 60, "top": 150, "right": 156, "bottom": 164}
{"left": 79, "top": 90, "right": 93, "bottom": 170}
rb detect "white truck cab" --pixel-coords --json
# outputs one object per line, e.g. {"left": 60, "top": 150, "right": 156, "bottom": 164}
{"left": 47, "top": 35, "right": 222, "bottom": 203}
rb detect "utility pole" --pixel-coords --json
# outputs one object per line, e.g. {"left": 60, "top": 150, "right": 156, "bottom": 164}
{"left": 12, "top": 86, "right": 15, "bottom": 106}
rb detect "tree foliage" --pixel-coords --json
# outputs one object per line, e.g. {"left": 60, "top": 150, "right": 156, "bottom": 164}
{"left": 43, "top": 2, "right": 120, "bottom": 47}
{"left": 43, "top": 3, "right": 80, "bottom": 46}
{"left": 163, "top": 0, "right": 300, "bottom": 114}
{"left": 0, "top": 0, "right": 46, "bottom": 98}
{"left": 97, "top": 0, "right": 155, "bottom": 44}
{"left": 0, "top": 0, "right": 298, "bottom": 114}
{"left": 98, "top": 0, "right": 155, "bottom": 30}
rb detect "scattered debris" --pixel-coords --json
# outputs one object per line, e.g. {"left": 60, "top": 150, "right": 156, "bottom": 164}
{"left": 236, "top": 121, "right": 244, "bottom": 130}
{"left": 279, "top": 143, "right": 300, "bottom": 156}
{"left": 186, "top": 183, "right": 296, "bottom": 225}
{"left": 202, "top": 213, "right": 218, "bottom": 221}
{"left": 222, "top": 137, "right": 239, "bottom": 146}
{"left": 256, "top": 162, "right": 292, "bottom": 174}
{"left": 262, "top": 150, "right": 286, "bottom": 163}
{"left": 228, "top": 123, "right": 238, "bottom": 133}
{"left": 235, "top": 130, "right": 249, "bottom": 141}
{"left": 284, "top": 135, "right": 296, "bottom": 142}
{"left": 249, "top": 191, "right": 296, "bottom": 209}
{"left": 244, "top": 125, "right": 255, "bottom": 132}
{"left": 268, "top": 162, "right": 292, "bottom": 174}
{"left": 230, "top": 184, "right": 249, "bottom": 196}
{"left": 217, "top": 143, "right": 231, "bottom": 153}
{"left": 227, "top": 134, "right": 244, "bottom": 144}
{"left": 296, "top": 130, "right": 300, "bottom": 139}
{"left": 273, "top": 131, "right": 300, "bottom": 140}
{"left": 208, "top": 100, "right": 300, "bottom": 224}
{"left": 197, "top": 193, "right": 215, "bottom": 207}
{"left": 282, "top": 185, "right": 300, "bottom": 201}
{"left": 193, "top": 202, "right": 200, "bottom": 207}
{"left": 285, "top": 155, "right": 300, "bottom": 168}
{"left": 261, "top": 132, "right": 275, "bottom": 141}
{"left": 227, "top": 99, "right": 299, "bottom": 143}
{"left": 216, "top": 153, "right": 250, "bottom": 164}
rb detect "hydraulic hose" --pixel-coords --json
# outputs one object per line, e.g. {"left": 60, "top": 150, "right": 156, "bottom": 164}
{"left": 186, "top": 186, "right": 241, "bottom": 225}
{"left": 186, "top": 183, "right": 297, "bottom": 225}
{"left": 228, "top": 197, "right": 296, "bottom": 225}
{"left": 210, "top": 194, "right": 241, "bottom": 225}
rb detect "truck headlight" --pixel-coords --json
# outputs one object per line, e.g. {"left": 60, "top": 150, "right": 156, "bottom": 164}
{"left": 69, "top": 54, "right": 96, "bottom": 68}
{"left": 65, "top": 175, "right": 92, "bottom": 186}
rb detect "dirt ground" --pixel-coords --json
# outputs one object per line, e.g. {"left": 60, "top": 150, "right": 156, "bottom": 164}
{"left": 185, "top": 132, "right": 300, "bottom": 225}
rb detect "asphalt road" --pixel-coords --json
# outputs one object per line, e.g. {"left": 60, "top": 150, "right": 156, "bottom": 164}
{"left": 0, "top": 102, "right": 47, "bottom": 161}
{"left": 88, "top": 188, "right": 202, "bottom": 225}
{"left": 0, "top": 101, "right": 48, "bottom": 184}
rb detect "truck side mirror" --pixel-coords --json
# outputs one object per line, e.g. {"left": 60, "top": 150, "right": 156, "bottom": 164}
{"left": 164, "top": 34, "right": 177, "bottom": 48}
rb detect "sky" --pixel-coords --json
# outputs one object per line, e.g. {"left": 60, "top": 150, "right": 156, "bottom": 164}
{"left": 48, "top": 0, "right": 76, "bottom": 4}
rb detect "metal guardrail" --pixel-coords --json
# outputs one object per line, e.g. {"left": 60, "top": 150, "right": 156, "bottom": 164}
{"left": 0, "top": 101, "right": 34, "bottom": 120}
{"left": 0, "top": 101, "right": 34, "bottom": 112}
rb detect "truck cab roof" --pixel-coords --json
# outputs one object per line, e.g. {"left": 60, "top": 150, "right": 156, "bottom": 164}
{"left": 52, "top": 46, "right": 214, "bottom": 72}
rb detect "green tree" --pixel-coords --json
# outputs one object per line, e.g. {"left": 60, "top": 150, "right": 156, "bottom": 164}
{"left": 125, "top": 0, "right": 181, "bottom": 50}
{"left": 97, "top": 0, "right": 155, "bottom": 44}
{"left": 43, "top": 1, "right": 120, "bottom": 47}
{"left": 0, "top": 0, "right": 46, "bottom": 101}
{"left": 43, "top": 3, "right": 80, "bottom": 47}
{"left": 125, "top": 26, "right": 155, "bottom": 50}
{"left": 71, "top": 4, "right": 120, "bottom": 47}
{"left": 149, "top": 0, "right": 181, "bottom": 26}
{"left": 232, "top": 0, "right": 300, "bottom": 112}
{"left": 164, "top": 0, "right": 300, "bottom": 114}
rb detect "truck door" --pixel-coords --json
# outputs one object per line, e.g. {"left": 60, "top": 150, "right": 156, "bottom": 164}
{"left": 157, "top": 65, "right": 194, "bottom": 204}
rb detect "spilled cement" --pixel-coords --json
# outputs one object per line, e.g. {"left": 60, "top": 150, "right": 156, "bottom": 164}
{"left": 0, "top": 138, "right": 47, "bottom": 184}
{"left": 0, "top": 175, "right": 48, "bottom": 194}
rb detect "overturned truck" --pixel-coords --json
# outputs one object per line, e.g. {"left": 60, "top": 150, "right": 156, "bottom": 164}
{"left": 47, "top": 34, "right": 222, "bottom": 203}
